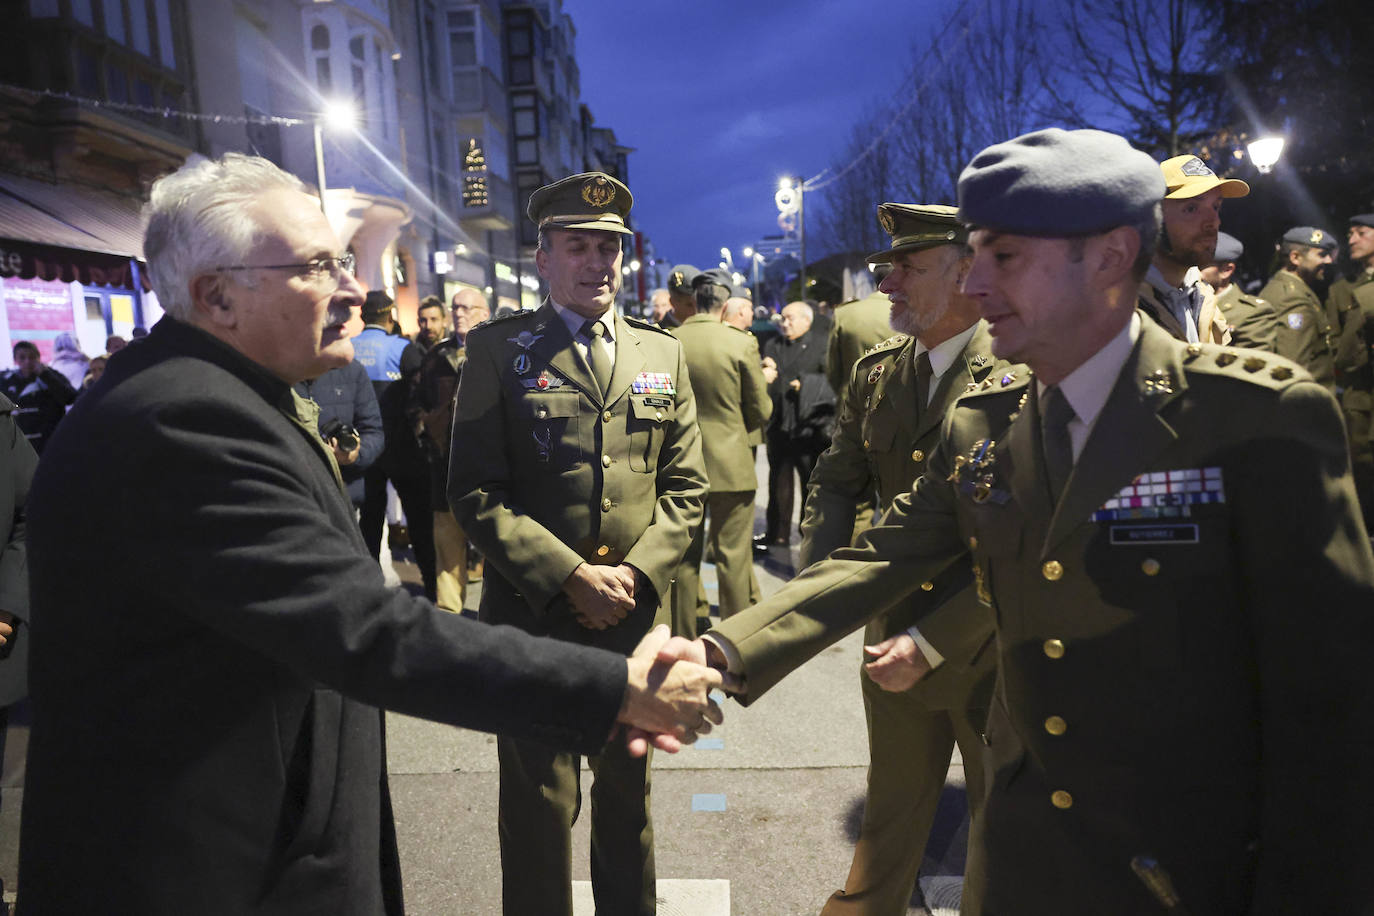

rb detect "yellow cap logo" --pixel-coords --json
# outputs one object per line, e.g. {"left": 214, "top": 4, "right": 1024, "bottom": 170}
{"left": 1313, "top": 229, "right": 1324, "bottom": 243}
{"left": 878, "top": 209, "right": 896, "bottom": 235}
{"left": 582, "top": 177, "right": 615, "bottom": 208}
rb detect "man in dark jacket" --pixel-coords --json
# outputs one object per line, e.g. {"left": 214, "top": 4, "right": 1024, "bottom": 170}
{"left": 294, "top": 359, "right": 384, "bottom": 510}
{"left": 1, "top": 342, "right": 77, "bottom": 455}
{"left": 16, "top": 153, "right": 723, "bottom": 916}
{"left": 759, "top": 301, "right": 834, "bottom": 547}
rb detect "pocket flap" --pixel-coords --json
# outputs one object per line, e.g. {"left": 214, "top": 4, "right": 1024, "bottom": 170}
{"left": 631, "top": 396, "right": 676, "bottom": 422}
{"left": 525, "top": 391, "right": 580, "bottom": 420}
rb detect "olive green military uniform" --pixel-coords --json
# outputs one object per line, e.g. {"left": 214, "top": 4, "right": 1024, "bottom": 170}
{"left": 449, "top": 171, "right": 707, "bottom": 916}
{"left": 802, "top": 322, "right": 1007, "bottom": 916}
{"left": 669, "top": 314, "right": 772, "bottom": 633}
{"left": 1259, "top": 269, "right": 1337, "bottom": 390}
{"left": 1212, "top": 283, "right": 1281, "bottom": 353}
{"left": 826, "top": 291, "right": 895, "bottom": 394}
{"left": 710, "top": 318, "right": 1374, "bottom": 914}
{"left": 1332, "top": 267, "right": 1374, "bottom": 526}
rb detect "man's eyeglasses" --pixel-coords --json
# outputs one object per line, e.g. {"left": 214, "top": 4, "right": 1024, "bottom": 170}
{"left": 216, "top": 253, "right": 357, "bottom": 284}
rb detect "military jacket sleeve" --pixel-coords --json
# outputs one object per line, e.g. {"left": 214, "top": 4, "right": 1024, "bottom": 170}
{"left": 738, "top": 333, "right": 772, "bottom": 436}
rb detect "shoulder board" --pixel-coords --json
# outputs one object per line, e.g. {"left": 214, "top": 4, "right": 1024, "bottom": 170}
{"left": 481, "top": 309, "right": 528, "bottom": 326}
{"left": 1180, "top": 343, "right": 1308, "bottom": 389}
{"left": 863, "top": 334, "right": 909, "bottom": 356}
{"left": 623, "top": 315, "right": 675, "bottom": 337}
{"left": 834, "top": 296, "right": 862, "bottom": 308}
{"left": 959, "top": 366, "right": 1032, "bottom": 398}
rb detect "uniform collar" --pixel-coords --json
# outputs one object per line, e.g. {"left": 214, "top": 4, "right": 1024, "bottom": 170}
{"left": 550, "top": 300, "right": 615, "bottom": 342}
{"left": 1037, "top": 313, "right": 1140, "bottom": 430}
{"left": 913, "top": 321, "right": 979, "bottom": 380}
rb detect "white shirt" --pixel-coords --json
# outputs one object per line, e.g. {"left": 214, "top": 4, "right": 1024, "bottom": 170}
{"left": 551, "top": 301, "right": 617, "bottom": 367}
{"left": 913, "top": 322, "right": 981, "bottom": 406}
{"left": 1145, "top": 264, "right": 1203, "bottom": 343}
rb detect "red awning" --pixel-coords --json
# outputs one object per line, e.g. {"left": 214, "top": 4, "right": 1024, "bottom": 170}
{"left": 0, "top": 171, "right": 150, "bottom": 292}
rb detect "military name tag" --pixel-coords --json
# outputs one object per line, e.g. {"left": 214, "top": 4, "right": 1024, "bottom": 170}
{"left": 1109, "top": 524, "right": 1199, "bottom": 545}
{"left": 632, "top": 372, "right": 675, "bottom": 395}
{"left": 640, "top": 395, "right": 672, "bottom": 407}
{"left": 1092, "top": 467, "right": 1224, "bottom": 521}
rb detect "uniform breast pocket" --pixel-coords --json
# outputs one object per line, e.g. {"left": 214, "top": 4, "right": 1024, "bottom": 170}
{"left": 862, "top": 405, "right": 898, "bottom": 456}
{"left": 628, "top": 396, "right": 675, "bottom": 472}
{"left": 523, "top": 391, "right": 581, "bottom": 470}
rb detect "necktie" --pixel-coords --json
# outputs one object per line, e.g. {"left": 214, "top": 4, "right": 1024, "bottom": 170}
{"left": 915, "top": 350, "right": 934, "bottom": 423}
{"left": 1040, "top": 384, "right": 1076, "bottom": 502}
{"left": 581, "top": 319, "right": 612, "bottom": 396}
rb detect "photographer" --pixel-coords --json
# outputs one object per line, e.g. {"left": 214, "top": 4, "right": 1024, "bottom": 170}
{"left": 294, "top": 358, "right": 384, "bottom": 511}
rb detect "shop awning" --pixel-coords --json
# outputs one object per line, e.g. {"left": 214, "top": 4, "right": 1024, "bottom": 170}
{"left": 0, "top": 171, "right": 149, "bottom": 291}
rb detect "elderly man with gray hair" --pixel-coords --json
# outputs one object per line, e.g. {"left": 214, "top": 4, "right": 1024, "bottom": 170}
{"left": 16, "top": 153, "right": 723, "bottom": 915}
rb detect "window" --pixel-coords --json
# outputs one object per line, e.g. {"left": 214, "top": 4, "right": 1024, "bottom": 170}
{"left": 349, "top": 35, "right": 367, "bottom": 128}
{"left": 85, "top": 296, "right": 104, "bottom": 321}
{"left": 516, "top": 139, "right": 537, "bottom": 165}
{"left": 454, "top": 71, "right": 479, "bottom": 104}
{"left": 75, "top": 43, "right": 100, "bottom": 95}
{"left": 101, "top": 0, "right": 125, "bottom": 42}
{"left": 71, "top": 0, "right": 94, "bottom": 25}
{"left": 311, "top": 24, "right": 331, "bottom": 92}
{"left": 129, "top": 0, "right": 150, "bottom": 55}
{"left": 106, "top": 62, "right": 128, "bottom": 102}
{"left": 154, "top": 0, "right": 175, "bottom": 68}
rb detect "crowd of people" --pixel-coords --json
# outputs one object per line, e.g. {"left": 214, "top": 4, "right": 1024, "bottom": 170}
{"left": 1, "top": 123, "right": 1373, "bottom": 916}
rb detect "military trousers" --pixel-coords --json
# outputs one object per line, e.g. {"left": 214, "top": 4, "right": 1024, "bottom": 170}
{"left": 431, "top": 509, "right": 468, "bottom": 613}
{"left": 822, "top": 624, "right": 989, "bottom": 916}
{"left": 671, "top": 490, "right": 762, "bottom": 636}
{"left": 496, "top": 732, "right": 655, "bottom": 915}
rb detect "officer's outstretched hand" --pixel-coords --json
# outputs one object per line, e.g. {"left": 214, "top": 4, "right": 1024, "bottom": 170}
{"left": 862, "top": 633, "right": 931, "bottom": 692}
{"left": 565, "top": 562, "right": 636, "bottom": 630}
{"left": 619, "top": 625, "right": 725, "bottom": 757}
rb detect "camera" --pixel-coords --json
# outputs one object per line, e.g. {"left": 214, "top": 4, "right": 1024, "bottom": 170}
{"left": 320, "top": 418, "right": 361, "bottom": 453}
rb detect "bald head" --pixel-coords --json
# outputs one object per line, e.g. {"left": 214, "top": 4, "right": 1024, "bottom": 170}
{"left": 721, "top": 297, "right": 752, "bottom": 329}
{"left": 451, "top": 287, "right": 490, "bottom": 339}
{"left": 650, "top": 288, "right": 673, "bottom": 323}
{"left": 780, "top": 301, "right": 813, "bottom": 340}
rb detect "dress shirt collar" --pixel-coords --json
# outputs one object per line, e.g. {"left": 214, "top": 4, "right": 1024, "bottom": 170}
{"left": 913, "top": 321, "right": 980, "bottom": 382}
{"left": 1038, "top": 312, "right": 1140, "bottom": 431}
{"left": 550, "top": 301, "right": 615, "bottom": 342}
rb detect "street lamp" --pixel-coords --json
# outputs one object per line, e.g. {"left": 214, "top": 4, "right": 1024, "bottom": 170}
{"left": 1247, "top": 136, "right": 1285, "bottom": 175}
{"left": 742, "top": 246, "right": 764, "bottom": 304}
{"left": 776, "top": 176, "right": 806, "bottom": 298}
{"left": 313, "top": 98, "right": 357, "bottom": 214}
{"left": 720, "top": 247, "right": 734, "bottom": 269}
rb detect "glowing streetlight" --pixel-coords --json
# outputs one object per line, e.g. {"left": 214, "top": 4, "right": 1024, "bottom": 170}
{"left": 629, "top": 258, "right": 641, "bottom": 272}
{"left": 313, "top": 98, "right": 357, "bottom": 214}
{"left": 720, "top": 247, "right": 734, "bottom": 269}
{"left": 774, "top": 176, "right": 806, "bottom": 295}
{"left": 1247, "top": 136, "right": 1285, "bottom": 174}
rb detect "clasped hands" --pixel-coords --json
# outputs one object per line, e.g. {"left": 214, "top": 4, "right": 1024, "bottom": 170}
{"left": 564, "top": 562, "right": 638, "bottom": 630}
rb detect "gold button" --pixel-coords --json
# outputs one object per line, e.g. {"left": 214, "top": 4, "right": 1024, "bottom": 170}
{"left": 1051, "top": 790, "right": 1073, "bottom": 809}
{"left": 655, "top": 410, "right": 664, "bottom": 421}
{"left": 1043, "top": 638, "right": 1065, "bottom": 659}
{"left": 601, "top": 497, "right": 612, "bottom": 511}
{"left": 1141, "top": 557, "right": 1160, "bottom": 576}
{"left": 920, "top": 581, "right": 934, "bottom": 592}
{"left": 911, "top": 449, "right": 925, "bottom": 462}
{"left": 602, "top": 454, "right": 612, "bottom": 468}
{"left": 1042, "top": 560, "right": 1063, "bottom": 581}
{"left": 1044, "top": 716, "right": 1067, "bottom": 736}
{"left": 968, "top": 536, "right": 978, "bottom": 550}
{"left": 863, "top": 439, "right": 870, "bottom": 449}
{"left": 602, "top": 410, "right": 613, "bottom": 422}
{"left": 596, "top": 545, "right": 610, "bottom": 557}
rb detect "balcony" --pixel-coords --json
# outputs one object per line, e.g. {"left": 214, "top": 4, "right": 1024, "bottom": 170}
{"left": 457, "top": 172, "right": 514, "bottom": 232}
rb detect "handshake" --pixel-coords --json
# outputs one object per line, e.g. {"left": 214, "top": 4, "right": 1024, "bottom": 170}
{"left": 615, "top": 626, "right": 740, "bottom": 757}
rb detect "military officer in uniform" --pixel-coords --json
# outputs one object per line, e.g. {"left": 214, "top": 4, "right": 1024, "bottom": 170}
{"left": 1137, "top": 154, "right": 1246, "bottom": 345}
{"left": 670, "top": 268, "right": 772, "bottom": 635}
{"left": 826, "top": 265, "right": 896, "bottom": 394}
{"left": 802, "top": 203, "right": 1008, "bottom": 916}
{"left": 662, "top": 128, "right": 1374, "bottom": 914}
{"left": 665, "top": 263, "right": 701, "bottom": 327}
{"left": 1260, "top": 225, "right": 1339, "bottom": 391}
{"left": 1199, "top": 231, "right": 1281, "bottom": 352}
{"left": 448, "top": 171, "right": 708, "bottom": 915}
{"left": 1332, "top": 213, "right": 1374, "bottom": 528}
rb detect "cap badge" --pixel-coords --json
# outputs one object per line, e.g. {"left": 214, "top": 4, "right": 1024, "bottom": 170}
{"left": 582, "top": 176, "right": 615, "bottom": 208}
{"left": 878, "top": 209, "right": 896, "bottom": 234}
{"left": 671, "top": 270, "right": 683, "bottom": 287}
{"left": 1312, "top": 229, "right": 1324, "bottom": 243}
{"left": 1180, "top": 157, "right": 1213, "bottom": 177}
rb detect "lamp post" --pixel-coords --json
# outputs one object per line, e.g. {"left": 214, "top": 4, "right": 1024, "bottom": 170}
{"left": 776, "top": 176, "right": 806, "bottom": 298}
{"left": 312, "top": 98, "right": 357, "bottom": 215}
{"left": 743, "top": 246, "right": 764, "bottom": 304}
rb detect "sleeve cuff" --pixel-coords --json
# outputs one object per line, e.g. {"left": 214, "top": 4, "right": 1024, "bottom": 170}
{"left": 907, "top": 625, "right": 945, "bottom": 670}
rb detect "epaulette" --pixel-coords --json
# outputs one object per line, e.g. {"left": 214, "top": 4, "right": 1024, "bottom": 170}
{"left": 1179, "top": 343, "right": 1307, "bottom": 389}
{"left": 960, "top": 366, "right": 1032, "bottom": 398}
{"left": 623, "top": 315, "right": 676, "bottom": 337}
{"left": 863, "top": 334, "right": 909, "bottom": 356}
{"left": 481, "top": 309, "right": 528, "bottom": 326}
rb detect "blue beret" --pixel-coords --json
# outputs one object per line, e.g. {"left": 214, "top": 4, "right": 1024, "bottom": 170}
{"left": 1349, "top": 214, "right": 1374, "bottom": 229}
{"left": 958, "top": 128, "right": 1164, "bottom": 236}
{"left": 1282, "top": 226, "right": 1337, "bottom": 252}
{"left": 1213, "top": 231, "right": 1243, "bottom": 263}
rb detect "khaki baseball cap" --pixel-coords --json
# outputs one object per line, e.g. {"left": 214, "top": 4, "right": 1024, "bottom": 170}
{"left": 1160, "top": 155, "right": 1249, "bottom": 200}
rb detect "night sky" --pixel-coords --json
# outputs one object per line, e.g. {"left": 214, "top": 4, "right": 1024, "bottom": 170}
{"left": 564, "top": 0, "right": 937, "bottom": 275}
